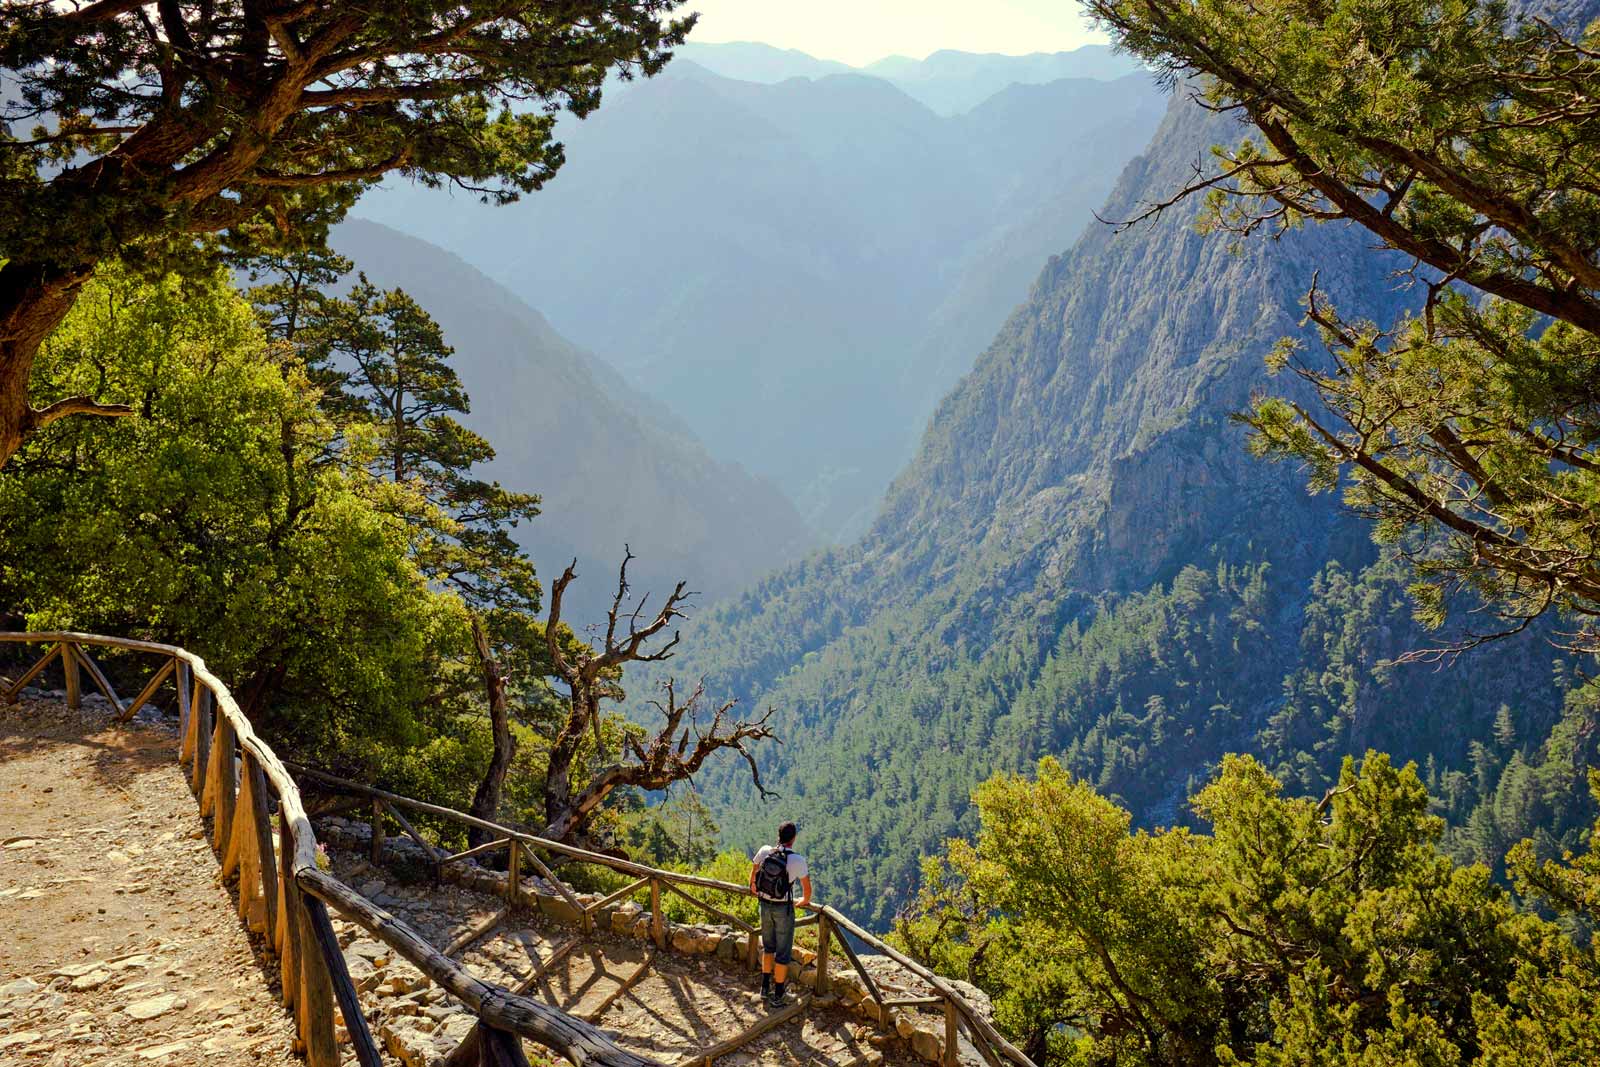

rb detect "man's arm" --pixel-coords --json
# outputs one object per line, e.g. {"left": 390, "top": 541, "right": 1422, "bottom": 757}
{"left": 750, "top": 860, "right": 760, "bottom": 895}
{"left": 798, "top": 874, "right": 812, "bottom": 908}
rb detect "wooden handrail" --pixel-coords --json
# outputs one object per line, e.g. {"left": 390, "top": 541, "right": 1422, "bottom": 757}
{"left": 281, "top": 759, "right": 1036, "bottom": 1067}
{"left": 299, "top": 868, "right": 659, "bottom": 1066}
{"left": 0, "top": 632, "right": 668, "bottom": 1067}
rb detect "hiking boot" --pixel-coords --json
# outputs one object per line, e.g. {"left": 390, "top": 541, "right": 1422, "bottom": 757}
{"left": 767, "top": 983, "right": 787, "bottom": 1009}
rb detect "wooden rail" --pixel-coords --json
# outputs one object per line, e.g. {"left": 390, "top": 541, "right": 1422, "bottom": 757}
{"left": 285, "top": 764, "right": 1033, "bottom": 1067}
{"left": 0, "top": 632, "right": 665, "bottom": 1067}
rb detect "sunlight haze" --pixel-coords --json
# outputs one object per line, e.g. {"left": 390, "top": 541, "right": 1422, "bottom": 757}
{"left": 681, "top": 0, "right": 1107, "bottom": 66}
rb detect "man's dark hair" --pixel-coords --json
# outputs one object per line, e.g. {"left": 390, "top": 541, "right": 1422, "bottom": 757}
{"left": 778, "top": 821, "right": 798, "bottom": 845}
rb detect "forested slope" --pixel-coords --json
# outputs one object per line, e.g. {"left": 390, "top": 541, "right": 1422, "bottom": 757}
{"left": 643, "top": 94, "right": 1598, "bottom": 926}
{"left": 327, "top": 220, "right": 812, "bottom": 624}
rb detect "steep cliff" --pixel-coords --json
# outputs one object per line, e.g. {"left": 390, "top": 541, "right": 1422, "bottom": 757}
{"left": 643, "top": 94, "right": 1587, "bottom": 925}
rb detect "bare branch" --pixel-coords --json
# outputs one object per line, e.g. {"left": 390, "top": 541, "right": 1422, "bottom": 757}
{"left": 26, "top": 395, "right": 136, "bottom": 430}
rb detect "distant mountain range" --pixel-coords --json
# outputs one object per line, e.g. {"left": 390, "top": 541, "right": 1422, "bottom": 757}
{"left": 640, "top": 93, "right": 1594, "bottom": 927}
{"left": 355, "top": 47, "right": 1164, "bottom": 540}
{"left": 326, "top": 220, "right": 813, "bottom": 626}
{"left": 677, "top": 41, "right": 1146, "bottom": 115}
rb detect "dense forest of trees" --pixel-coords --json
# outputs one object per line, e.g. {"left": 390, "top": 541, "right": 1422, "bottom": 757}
{"left": 877, "top": 2, "right": 1600, "bottom": 1063}
{"left": 0, "top": 254, "right": 770, "bottom": 864}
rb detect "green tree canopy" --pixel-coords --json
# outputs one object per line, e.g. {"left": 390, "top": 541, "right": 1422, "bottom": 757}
{"left": 896, "top": 753, "right": 1599, "bottom": 1066}
{"left": 0, "top": 0, "right": 691, "bottom": 463}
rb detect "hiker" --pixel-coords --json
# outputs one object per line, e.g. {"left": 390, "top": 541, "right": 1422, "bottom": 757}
{"left": 749, "top": 820, "right": 811, "bottom": 1007}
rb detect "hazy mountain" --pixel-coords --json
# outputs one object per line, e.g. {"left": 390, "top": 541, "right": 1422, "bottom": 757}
{"left": 327, "top": 219, "right": 813, "bottom": 625}
{"left": 865, "top": 45, "right": 1146, "bottom": 114}
{"left": 674, "top": 41, "right": 853, "bottom": 83}
{"left": 637, "top": 94, "right": 1591, "bottom": 926}
{"left": 355, "top": 60, "right": 1164, "bottom": 539}
{"left": 678, "top": 42, "right": 1146, "bottom": 115}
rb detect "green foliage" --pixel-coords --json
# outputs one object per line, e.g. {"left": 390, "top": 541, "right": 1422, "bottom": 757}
{"left": 671, "top": 546, "right": 1587, "bottom": 927}
{"left": 0, "top": 2, "right": 693, "bottom": 270}
{"left": 1084, "top": 0, "right": 1600, "bottom": 646}
{"left": 0, "top": 262, "right": 471, "bottom": 761}
{"left": 898, "top": 753, "right": 1596, "bottom": 1067}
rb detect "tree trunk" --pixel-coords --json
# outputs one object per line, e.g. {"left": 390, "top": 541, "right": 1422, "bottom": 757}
{"left": 467, "top": 618, "right": 514, "bottom": 849}
{"left": 0, "top": 259, "right": 97, "bottom": 466}
{"left": 540, "top": 690, "right": 596, "bottom": 840}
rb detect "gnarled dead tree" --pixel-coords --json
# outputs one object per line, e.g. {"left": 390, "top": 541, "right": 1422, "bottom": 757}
{"left": 540, "top": 548, "right": 775, "bottom": 844}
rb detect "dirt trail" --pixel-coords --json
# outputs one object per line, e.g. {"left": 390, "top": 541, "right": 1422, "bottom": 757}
{"left": 316, "top": 838, "right": 915, "bottom": 1067}
{"left": 0, "top": 694, "right": 930, "bottom": 1067}
{"left": 0, "top": 696, "right": 299, "bottom": 1066}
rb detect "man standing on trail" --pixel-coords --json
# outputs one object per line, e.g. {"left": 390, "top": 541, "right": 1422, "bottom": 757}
{"left": 750, "top": 820, "right": 811, "bottom": 1008}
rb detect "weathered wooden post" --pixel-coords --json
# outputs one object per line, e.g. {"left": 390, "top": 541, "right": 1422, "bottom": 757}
{"left": 230, "top": 762, "right": 260, "bottom": 919}
{"left": 278, "top": 818, "right": 302, "bottom": 1013}
{"left": 177, "top": 663, "right": 196, "bottom": 765}
{"left": 303, "top": 893, "right": 383, "bottom": 1067}
{"left": 370, "top": 798, "right": 386, "bottom": 864}
{"left": 944, "top": 997, "right": 960, "bottom": 1067}
{"left": 210, "top": 715, "right": 238, "bottom": 856}
{"left": 245, "top": 755, "right": 279, "bottom": 947}
{"left": 297, "top": 888, "right": 340, "bottom": 1067}
{"left": 506, "top": 837, "right": 521, "bottom": 907}
{"left": 649, "top": 878, "right": 665, "bottom": 949}
{"left": 61, "top": 642, "right": 80, "bottom": 709}
{"left": 815, "top": 911, "right": 832, "bottom": 994}
{"left": 191, "top": 686, "right": 213, "bottom": 799}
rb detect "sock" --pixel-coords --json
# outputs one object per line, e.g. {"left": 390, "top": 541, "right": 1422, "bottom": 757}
{"left": 761, "top": 973, "right": 772, "bottom": 994}
{"left": 774, "top": 981, "right": 786, "bottom": 999}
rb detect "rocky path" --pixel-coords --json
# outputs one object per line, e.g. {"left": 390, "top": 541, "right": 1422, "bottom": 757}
{"left": 0, "top": 695, "right": 299, "bottom": 1066}
{"left": 315, "top": 839, "right": 919, "bottom": 1067}
{"left": 0, "top": 692, "right": 945, "bottom": 1067}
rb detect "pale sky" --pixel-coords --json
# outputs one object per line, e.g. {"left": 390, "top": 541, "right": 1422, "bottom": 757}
{"left": 681, "top": 0, "right": 1107, "bottom": 67}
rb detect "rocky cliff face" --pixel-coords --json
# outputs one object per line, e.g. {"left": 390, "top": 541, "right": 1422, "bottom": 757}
{"left": 649, "top": 90, "right": 1576, "bottom": 925}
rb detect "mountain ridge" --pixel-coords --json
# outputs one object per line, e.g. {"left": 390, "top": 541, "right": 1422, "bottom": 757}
{"left": 636, "top": 92, "right": 1588, "bottom": 926}
{"left": 355, "top": 58, "right": 1165, "bottom": 538}
{"left": 327, "top": 219, "right": 814, "bottom": 625}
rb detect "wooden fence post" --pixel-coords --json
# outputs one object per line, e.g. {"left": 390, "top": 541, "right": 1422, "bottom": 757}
{"left": 177, "top": 663, "right": 195, "bottom": 765}
{"left": 61, "top": 642, "right": 80, "bottom": 709}
{"left": 278, "top": 818, "right": 302, "bottom": 1014}
{"left": 476, "top": 1020, "right": 534, "bottom": 1067}
{"left": 231, "top": 762, "right": 260, "bottom": 923}
{"left": 945, "top": 997, "right": 960, "bottom": 1067}
{"left": 649, "top": 878, "right": 665, "bottom": 949}
{"left": 506, "top": 837, "right": 521, "bottom": 907}
{"left": 303, "top": 893, "right": 383, "bottom": 1067}
{"left": 297, "top": 887, "right": 340, "bottom": 1067}
{"left": 246, "top": 755, "right": 280, "bottom": 948}
{"left": 815, "top": 912, "right": 832, "bottom": 994}
{"left": 191, "top": 686, "right": 213, "bottom": 799}
{"left": 211, "top": 717, "right": 238, "bottom": 858}
{"left": 370, "top": 799, "right": 386, "bottom": 864}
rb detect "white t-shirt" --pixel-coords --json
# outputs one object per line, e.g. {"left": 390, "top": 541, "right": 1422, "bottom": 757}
{"left": 752, "top": 844, "right": 809, "bottom": 901}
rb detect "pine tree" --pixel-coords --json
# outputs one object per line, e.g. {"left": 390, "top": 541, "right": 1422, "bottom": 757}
{"left": 0, "top": 0, "right": 692, "bottom": 464}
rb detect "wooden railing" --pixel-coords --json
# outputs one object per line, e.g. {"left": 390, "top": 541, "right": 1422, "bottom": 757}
{"left": 287, "top": 765, "right": 1037, "bottom": 1067}
{"left": 0, "top": 632, "right": 662, "bottom": 1067}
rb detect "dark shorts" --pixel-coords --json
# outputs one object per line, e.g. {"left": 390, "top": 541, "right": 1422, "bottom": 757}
{"left": 759, "top": 898, "right": 796, "bottom": 965}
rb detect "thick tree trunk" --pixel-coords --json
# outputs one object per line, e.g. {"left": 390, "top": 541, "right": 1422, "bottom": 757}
{"left": 540, "top": 701, "right": 596, "bottom": 841}
{"left": 0, "top": 260, "right": 97, "bottom": 466}
{"left": 467, "top": 618, "right": 514, "bottom": 849}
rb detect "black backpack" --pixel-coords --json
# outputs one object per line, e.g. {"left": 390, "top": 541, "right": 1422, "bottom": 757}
{"left": 755, "top": 847, "right": 792, "bottom": 900}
